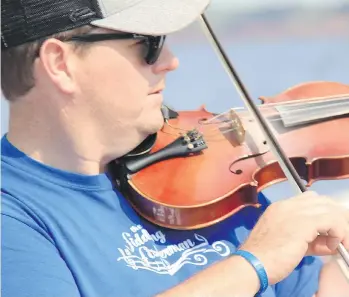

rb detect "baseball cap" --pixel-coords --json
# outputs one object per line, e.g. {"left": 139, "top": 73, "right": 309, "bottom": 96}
{"left": 1, "top": 0, "right": 210, "bottom": 49}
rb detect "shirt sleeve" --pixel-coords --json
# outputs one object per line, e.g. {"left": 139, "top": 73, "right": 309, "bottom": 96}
{"left": 2, "top": 214, "right": 81, "bottom": 297}
{"left": 273, "top": 256, "right": 324, "bottom": 297}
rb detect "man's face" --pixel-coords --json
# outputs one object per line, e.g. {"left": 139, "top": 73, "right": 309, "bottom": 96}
{"left": 68, "top": 29, "right": 179, "bottom": 156}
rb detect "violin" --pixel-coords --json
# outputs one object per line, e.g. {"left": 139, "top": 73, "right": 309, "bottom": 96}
{"left": 112, "top": 81, "right": 349, "bottom": 229}
{"left": 109, "top": 13, "right": 349, "bottom": 266}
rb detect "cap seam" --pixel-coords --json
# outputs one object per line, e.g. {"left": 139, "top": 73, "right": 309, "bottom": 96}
{"left": 96, "top": 0, "right": 108, "bottom": 16}
{"left": 103, "top": 0, "right": 145, "bottom": 18}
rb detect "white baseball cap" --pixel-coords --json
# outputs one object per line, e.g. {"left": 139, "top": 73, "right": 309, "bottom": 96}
{"left": 1, "top": 0, "right": 210, "bottom": 49}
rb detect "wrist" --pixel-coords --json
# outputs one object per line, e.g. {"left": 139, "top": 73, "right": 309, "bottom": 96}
{"left": 228, "top": 253, "right": 261, "bottom": 296}
{"left": 232, "top": 250, "right": 269, "bottom": 296}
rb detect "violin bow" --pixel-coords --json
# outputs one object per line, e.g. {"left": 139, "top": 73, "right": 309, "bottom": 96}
{"left": 198, "top": 13, "right": 349, "bottom": 268}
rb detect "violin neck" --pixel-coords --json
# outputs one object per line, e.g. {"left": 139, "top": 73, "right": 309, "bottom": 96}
{"left": 275, "top": 96, "right": 349, "bottom": 127}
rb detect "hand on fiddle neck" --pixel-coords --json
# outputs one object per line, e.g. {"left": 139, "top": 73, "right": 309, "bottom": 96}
{"left": 240, "top": 191, "right": 349, "bottom": 284}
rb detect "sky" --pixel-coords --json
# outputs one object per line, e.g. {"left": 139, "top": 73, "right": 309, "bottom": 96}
{"left": 208, "top": 0, "right": 349, "bottom": 12}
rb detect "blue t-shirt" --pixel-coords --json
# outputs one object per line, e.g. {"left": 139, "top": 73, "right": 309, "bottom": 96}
{"left": 1, "top": 134, "right": 323, "bottom": 297}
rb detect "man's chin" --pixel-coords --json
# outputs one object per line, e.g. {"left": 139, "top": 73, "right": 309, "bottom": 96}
{"left": 149, "top": 118, "right": 165, "bottom": 134}
{"left": 139, "top": 107, "right": 166, "bottom": 134}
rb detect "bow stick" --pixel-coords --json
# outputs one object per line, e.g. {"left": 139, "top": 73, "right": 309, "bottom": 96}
{"left": 198, "top": 13, "right": 349, "bottom": 268}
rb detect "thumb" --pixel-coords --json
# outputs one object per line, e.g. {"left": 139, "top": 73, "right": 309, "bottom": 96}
{"left": 306, "top": 235, "right": 340, "bottom": 256}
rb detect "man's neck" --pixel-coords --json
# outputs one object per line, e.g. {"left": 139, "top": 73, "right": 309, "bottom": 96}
{"left": 7, "top": 129, "right": 107, "bottom": 176}
{"left": 7, "top": 102, "right": 109, "bottom": 175}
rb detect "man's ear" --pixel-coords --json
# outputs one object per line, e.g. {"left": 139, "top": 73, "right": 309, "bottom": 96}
{"left": 38, "top": 38, "right": 76, "bottom": 94}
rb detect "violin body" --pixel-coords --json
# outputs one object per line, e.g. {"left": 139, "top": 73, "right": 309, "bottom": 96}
{"left": 113, "top": 81, "right": 349, "bottom": 230}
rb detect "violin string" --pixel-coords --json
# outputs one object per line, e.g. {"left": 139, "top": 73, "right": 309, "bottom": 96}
{"left": 203, "top": 98, "right": 349, "bottom": 126}
{"left": 243, "top": 100, "right": 349, "bottom": 120}
{"left": 162, "top": 97, "right": 349, "bottom": 138}
{"left": 238, "top": 93, "right": 349, "bottom": 110}
{"left": 163, "top": 104, "right": 345, "bottom": 140}
{"left": 210, "top": 96, "right": 349, "bottom": 123}
{"left": 163, "top": 118, "right": 243, "bottom": 139}
{"left": 199, "top": 100, "right": 349, "bottom": 137}
{"left": 204, "top": 94, "right": 349, "bottom": 124}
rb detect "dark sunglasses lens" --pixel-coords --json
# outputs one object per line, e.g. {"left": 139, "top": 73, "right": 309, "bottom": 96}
{"left": 145, "top": 35, "right": 166, "bottom": 65}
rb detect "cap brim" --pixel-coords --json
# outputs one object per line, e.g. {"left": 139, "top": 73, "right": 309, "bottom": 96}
{"left": 91, "top": 0, "right": 210, "bottom": 35}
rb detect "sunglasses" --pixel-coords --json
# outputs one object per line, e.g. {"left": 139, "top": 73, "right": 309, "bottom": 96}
{"left": 35, "top": 33, "right": 166, "bottom": 65}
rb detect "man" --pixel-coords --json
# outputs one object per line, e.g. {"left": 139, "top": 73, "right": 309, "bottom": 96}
{"left": 1, "top": 0, "right": 349, "bottom": 296}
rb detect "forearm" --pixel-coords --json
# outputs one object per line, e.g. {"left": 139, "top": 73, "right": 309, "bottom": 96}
{"left": 155, "top": 255, "right": 260, "bottom": 297}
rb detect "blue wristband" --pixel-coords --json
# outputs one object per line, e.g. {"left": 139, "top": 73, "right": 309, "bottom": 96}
{"left": 234, "top": 250, "right": 269, "bottom": 296}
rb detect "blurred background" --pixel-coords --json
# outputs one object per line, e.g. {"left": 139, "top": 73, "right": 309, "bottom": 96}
{"left": 1, "top": 0, "right": 349, "bottom": 202}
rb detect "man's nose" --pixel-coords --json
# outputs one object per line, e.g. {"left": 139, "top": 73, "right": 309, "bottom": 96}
{"left": 152, "top": 45, "right": 179, "bottom": 74}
